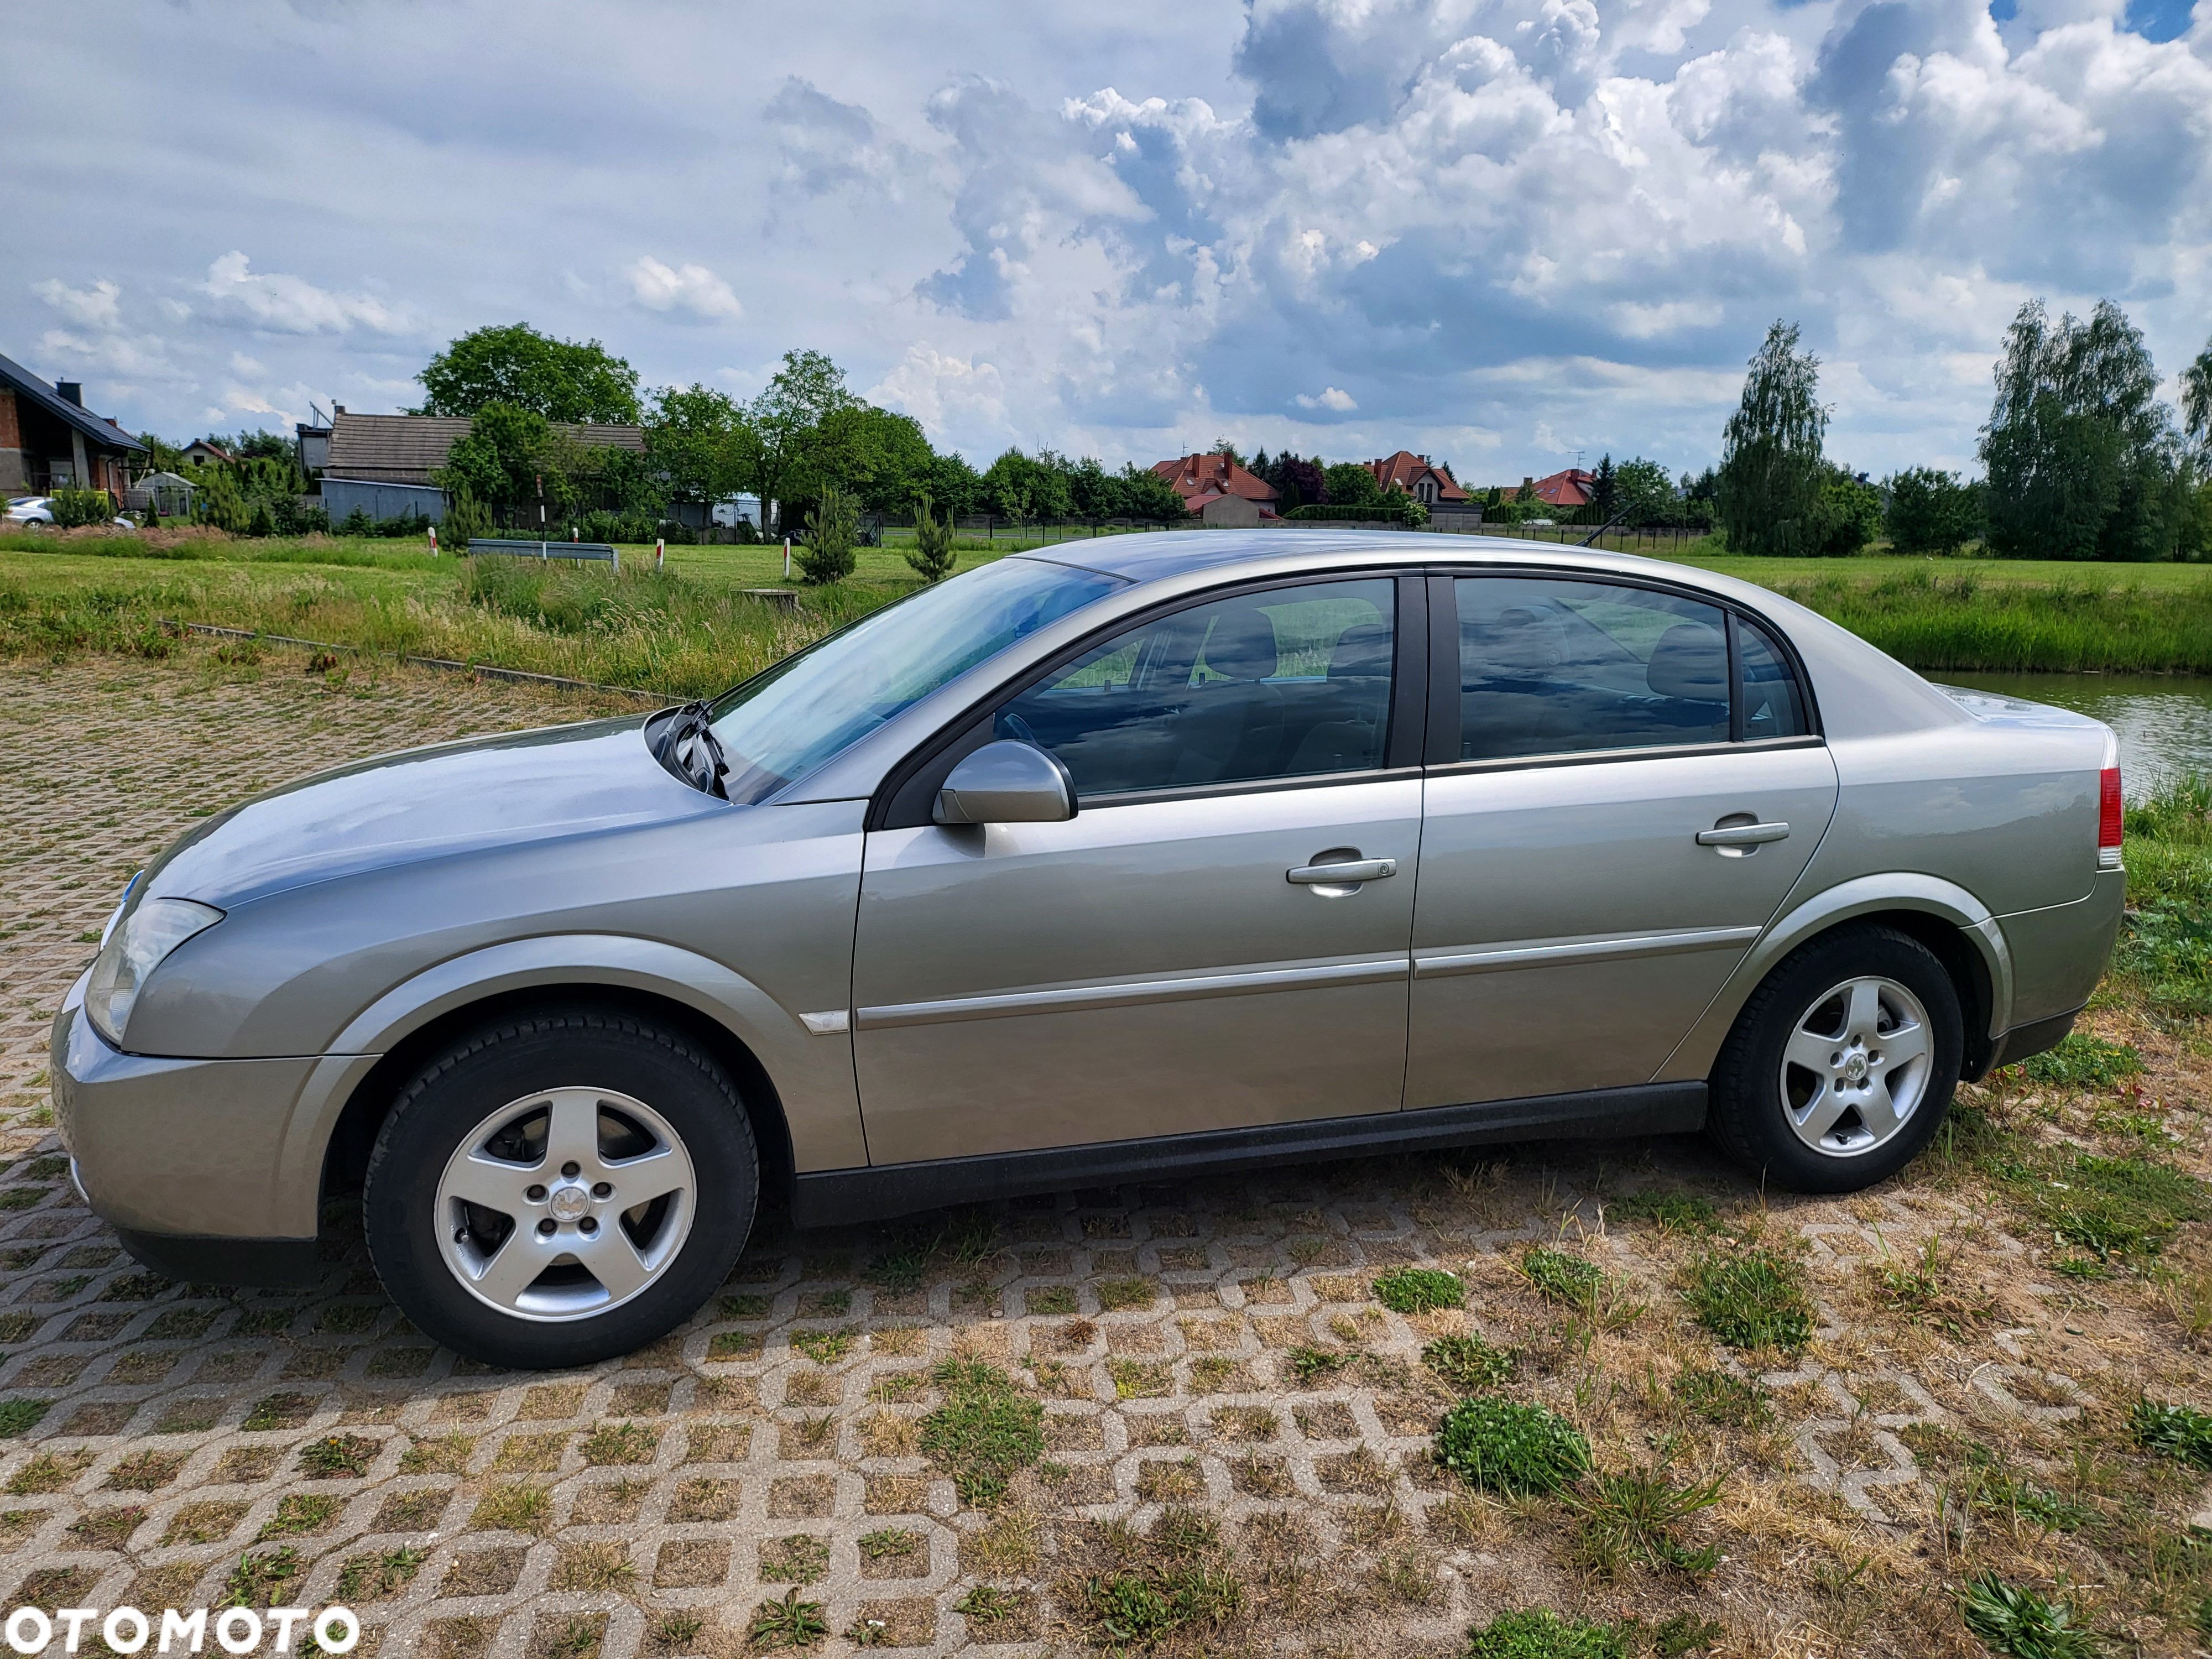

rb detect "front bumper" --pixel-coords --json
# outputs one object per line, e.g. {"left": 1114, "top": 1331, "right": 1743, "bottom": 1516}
{"left": 51, "top": 973, "right": 327, "bottom": 1271}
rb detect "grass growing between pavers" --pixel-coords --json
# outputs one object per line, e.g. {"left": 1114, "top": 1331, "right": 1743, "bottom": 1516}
{"left": 0, "top": 656, "right": 2208, "bottom": 1657}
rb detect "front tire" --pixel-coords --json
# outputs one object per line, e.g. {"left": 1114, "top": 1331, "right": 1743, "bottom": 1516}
{"left": 1707, "top": 926, "right": 1963, "bottom": 1193}
{"left": 364, "top": 1008, "right": 757, "bottom": 1369}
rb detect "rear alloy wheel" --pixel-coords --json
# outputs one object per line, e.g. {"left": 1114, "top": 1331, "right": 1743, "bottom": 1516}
{"left": 1707, "top": 926, "right": 1962, "bottom": 1193}
{"left": 365, "top": 1009, "right": 756, "bottom": 1369}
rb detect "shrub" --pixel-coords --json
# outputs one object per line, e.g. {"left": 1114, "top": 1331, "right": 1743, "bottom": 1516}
{"left": 906, "top": 490, "right": 956, "bottom": 582}
{"left": 1284, "top": 495, "right": 1426, "bottom": 527}
{"left": 1374, "top": 1267, "right": 1464, "bottom": 1313}
{"left": 1433, "top": 1397, "right": 1590, "bottom": 1495}
{"left": 796, "top": 484, "right": 859, "bottom": 585}
{"left": 49, "top": 487, "right": 115, "bottom": 528}
{"left": 338, "top": 505, "right": 373, "bottom": 536}
{"left": 1884, "top": 467, "right": 1984, "bottom": 554}
{"left": 246, "top": 499, "right": 277, "bottom": 538}
{"left": 441, "top": 491, "right": 493, "bottom": 551}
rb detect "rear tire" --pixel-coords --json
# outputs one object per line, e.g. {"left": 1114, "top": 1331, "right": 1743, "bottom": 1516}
{"left": 364, "top": 1007, "right": 757, "bottom": 1370}
{"left": 1707, "top": 925, "right": 1963, "bottom": 1193}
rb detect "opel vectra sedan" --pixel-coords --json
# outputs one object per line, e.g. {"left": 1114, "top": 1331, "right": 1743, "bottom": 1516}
{"left": 54, "top": 533, "right": 2124, "bottom": 1367}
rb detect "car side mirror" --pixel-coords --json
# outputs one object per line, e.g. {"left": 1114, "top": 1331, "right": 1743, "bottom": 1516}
{"left": 934, "top": 739, "right": 1077, "bottom": 825}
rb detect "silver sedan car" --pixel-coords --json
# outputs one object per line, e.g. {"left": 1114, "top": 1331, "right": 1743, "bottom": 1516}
{"left": 54, "top": 533, "right": 2124, "bottom": 1368}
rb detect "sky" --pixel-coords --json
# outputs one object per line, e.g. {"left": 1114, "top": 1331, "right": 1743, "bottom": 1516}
{"left": 11, "top": 0, "right": 2211, "bottom": 487}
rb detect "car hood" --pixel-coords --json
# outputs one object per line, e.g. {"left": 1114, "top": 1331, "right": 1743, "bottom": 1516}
{"left": 140, "top": 716, "right": 727, "bottom": 909}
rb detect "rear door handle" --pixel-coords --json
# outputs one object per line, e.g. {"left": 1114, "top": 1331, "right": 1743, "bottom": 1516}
{"left": 1695, "top": 821, "right": 1790, "bottom": 847}
{"left": 1287, "top": 858, "right": 1397, "bottom": 884}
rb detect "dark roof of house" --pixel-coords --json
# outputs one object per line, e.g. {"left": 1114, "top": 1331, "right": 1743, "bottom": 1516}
{"left": 0, "top": 352, "right": 147, "bottom": 455}
{"left": 325, "top": 412, "right": 646, "bottom": 487}
{"left": 1365, "top": 450, "right": 1467, "bottom": 501}
{"left": 1151, "top": 453, "right": 1280, "bottom": 507}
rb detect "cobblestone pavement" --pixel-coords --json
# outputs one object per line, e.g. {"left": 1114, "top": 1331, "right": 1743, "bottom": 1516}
{"left": 1, "top": 652, "right": 2208, "bottom": 1659}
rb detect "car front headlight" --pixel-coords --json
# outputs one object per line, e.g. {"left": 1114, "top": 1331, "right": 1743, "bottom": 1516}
{"left": 85, "top": 895, "right": 225, "bottom": 1047}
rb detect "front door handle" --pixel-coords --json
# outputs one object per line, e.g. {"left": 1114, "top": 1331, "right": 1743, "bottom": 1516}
{"left": 1287, "top": 857, "right": 1397, "bottom": 885}
{"left": 1695, "top": 821, "right": 1790, "bottom": 847}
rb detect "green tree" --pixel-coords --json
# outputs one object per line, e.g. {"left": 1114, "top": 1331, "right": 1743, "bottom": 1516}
{"left": 1883, "top": 467, "right": 1984, "bottom": 555}
{"left": 1980, "top": 298, "right": 2183, "bottom": 561}
{"left": 1814, "top": 467, "right": 1883, "bottom": 557}
{"left": 818, "top": 405, "right": 936, "bottom": 513}
{"left": 415, "top": 322, "right": 641, "bottom": 424}
{"left": 1613, "top": 457, "right": 1677, "bottom": 525}
{"left": 921, "top": 451, "right": 983, "bottom": 519}
{"left": 906, "top": 491, "right": 956, "bottom": 582}
{"left": 1209, "top": 436, "right": 1246, "bottom": 468}
{"left": 1590, "top": 453, "right": 1618, "bottom": 524}
{"left": 1118, "top": 463, "right": 1189, "bottom": 522}
{"left": 1718, "top": 321, "right": 1829, "bottom": 555}
{"left": 198, "top": 467, "right": 248, "bottom": 532}
{"left": 646, "top": 383, "right": 751, "bottom": 510}
{"left": 796, "top": 484, "right": 859, "bottom": 585}
{"left": 1321, "top": 462, "right": 1383, "bottom": 510}
{"left": 983, "top": 448, "right": 1057, "bottom": 530}
{"left": 747, "top": 349, "right": 862, "bottom": 535}
{"left": 2180, "top": 335, "right": 2212, "bottom": 461}
{"left": 432, "top": 403, "right": 565, "bottom": 519}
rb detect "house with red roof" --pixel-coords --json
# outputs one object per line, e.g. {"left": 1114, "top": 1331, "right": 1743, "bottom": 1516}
{"left": 1364, "top": 451, "right": 1465, "bottom": 507}
{"left": 1528, "top": 467, "right": 1595, "bottom": 509}
{"left": 1151, "top": 453, "right": 1281, "bottom": 526}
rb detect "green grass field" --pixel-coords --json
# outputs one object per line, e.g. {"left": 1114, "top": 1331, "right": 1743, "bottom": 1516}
{"left": 5, "top": 525, "right": 2211, "bottom": 693}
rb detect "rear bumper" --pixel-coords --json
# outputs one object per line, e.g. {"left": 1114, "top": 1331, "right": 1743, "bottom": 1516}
{"left": 1974, "top": 1006, "right": 2080, "bottom": 1079}
{"left": 50, "top": 978, "right": 323, "bottom": 1244}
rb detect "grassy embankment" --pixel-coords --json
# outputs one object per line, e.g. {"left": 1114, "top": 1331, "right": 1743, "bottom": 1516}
{"left": 7, "top": 526, "right": 2212, "bottom": 695}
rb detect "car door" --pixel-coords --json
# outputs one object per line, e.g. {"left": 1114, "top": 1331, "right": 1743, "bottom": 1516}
{"left": 852, "top": 575, "right": 1425, "bottom": 1166}
{"left": 1406, "top": 572, "right": 1838, "bottom": 1110}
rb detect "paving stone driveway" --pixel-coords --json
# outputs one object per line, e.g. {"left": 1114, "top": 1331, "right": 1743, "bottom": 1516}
{"left": 0, "top": 655, "right": 2196, "bottom": 1659}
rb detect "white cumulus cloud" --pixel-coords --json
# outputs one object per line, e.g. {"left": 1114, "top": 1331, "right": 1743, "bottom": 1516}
{"left": 34, "top": 278, "right": 122, "bottom": 330}
{"left": 199, "top": 252, "right": 401, "bottom": 334}
{"left": 1296, "top": 387, "right": 1358, "bottom": 411}
{"left": 628, "top": 257, "right": 743, "bottom": 320}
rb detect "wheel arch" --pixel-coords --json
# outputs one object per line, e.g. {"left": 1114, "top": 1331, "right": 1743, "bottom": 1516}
{"left": 1660, "top": 874, "right": 2011, "bottom": 1086}
{"left": 283, "top": 935, "right": 864, "bottom": 1236}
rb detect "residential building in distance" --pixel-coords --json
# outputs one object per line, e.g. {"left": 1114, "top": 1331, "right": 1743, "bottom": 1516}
{"left": 1525, "top": 468, "right": 1595, "bottom": 509}
{"left": 182, "top": 439, "right": 234, "bottom": 468}
{"left": 320, "top": 406, "right": 646, "bottom": 524}
{"left": 1364, "top": 450, "right": 1466, "bottom": 507}
{"left": 1151, "top": 452, "right": 1281, "bottom": 525}
{"left": 0, "top": 352, "right": 147, "bottom": 498}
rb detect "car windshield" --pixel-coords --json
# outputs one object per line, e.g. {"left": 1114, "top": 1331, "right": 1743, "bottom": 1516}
{"left": 706, "top": 555, "right": 1125, "bottom": 804}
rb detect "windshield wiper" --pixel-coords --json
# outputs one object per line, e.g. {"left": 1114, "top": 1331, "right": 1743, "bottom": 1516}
{"left": 652, "top": 701, "right": 730, "bottom": 799}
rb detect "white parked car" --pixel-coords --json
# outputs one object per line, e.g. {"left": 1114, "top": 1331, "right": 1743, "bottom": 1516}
{"left": 4, "top": 495, "right": 135, "bottom": 529}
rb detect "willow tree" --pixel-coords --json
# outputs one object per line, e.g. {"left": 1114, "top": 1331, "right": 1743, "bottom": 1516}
{"left": 2183, "top": 336, "right": 2212, "bottom": 461}
{"left": 1980, "top": 299, "right": 2181, "bottom": 561}
{"left": 1717, "top": 321, "right": 1829, "bottom": 556}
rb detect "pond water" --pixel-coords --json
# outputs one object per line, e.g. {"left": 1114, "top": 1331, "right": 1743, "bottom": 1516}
{"left": 1937, "top": 671, "right": 2212, "bottom": 797}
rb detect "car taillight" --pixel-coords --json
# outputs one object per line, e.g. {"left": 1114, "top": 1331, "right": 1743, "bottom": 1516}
{"left": 2099, "top": 764, "right": 2122, "bottom": 870}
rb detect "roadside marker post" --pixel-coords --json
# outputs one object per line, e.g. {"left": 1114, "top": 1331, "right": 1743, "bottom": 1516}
{"left": 783, "top": 536, "right": 791, "bottom": 579}
{"left": 427, "top": 525, "right": 438, "bottom": 556}
{"left": 655, "top": 538, "right": 665, "bottom": 571}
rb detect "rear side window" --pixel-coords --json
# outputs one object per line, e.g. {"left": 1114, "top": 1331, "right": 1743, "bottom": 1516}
{"left": 1736, "top": 615, "right": 1811, "bottom": 740}
{"left": 1454, "top": 576, "right": 1730, "bottom": 761}
{"left": 997, "top": 578, "right": 1396, "bottom": 796}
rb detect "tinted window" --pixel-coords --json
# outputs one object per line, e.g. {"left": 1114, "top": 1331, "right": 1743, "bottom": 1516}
{"left": 1736, "top": 616, "right": 1810, "bottom": 740}
{"left": 999, "top": 579, "right": 1396, "bottom": 796}
{"left": 1454, "top": 576, "right": 1729, "bottom": 760}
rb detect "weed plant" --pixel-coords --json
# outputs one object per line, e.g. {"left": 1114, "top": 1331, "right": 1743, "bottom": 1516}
{"left": 1434, "top": 1397, "right": 1590, "bottom": 1495}
{"left": 1957, "top": 1571, "right": 2101, "bottom": 1658}
{"left": 2133, "top": 1398, "right": 2212, "bottom": 1468}
{"left": 1374, "top": 1266, "right": 1465, "bottom": 1313}
{"left": 919, "top": 1360, "right": 1043, "bottom": 1505}
{"left": 1423, "top": 1333, "right": 1516, "bottom": 1392}
{"left": 1682, "top": 1246, "right": 1814, "bottom": 1352}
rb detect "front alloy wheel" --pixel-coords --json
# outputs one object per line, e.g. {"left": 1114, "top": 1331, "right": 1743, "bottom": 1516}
{"left": 365, "top": 1008, "right": 757, "bottom": 1369}
{"left": 437, "top": 1087, "right": 697, "bottom": 1321}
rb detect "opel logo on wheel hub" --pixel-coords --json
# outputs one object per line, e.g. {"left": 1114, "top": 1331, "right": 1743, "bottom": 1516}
{"left": 549, "top": 1185, "right": 590, "bottom": 1222}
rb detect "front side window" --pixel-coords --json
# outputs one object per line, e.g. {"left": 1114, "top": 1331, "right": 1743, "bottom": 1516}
{"left": 1455, "top": 576, "right": 1732, "bottom": 761}
{"left": 708, "top": 555, "right": 1123, "bottom": 804}
{"left": 998, "top": 578, "right": 1397, "bottom": 797}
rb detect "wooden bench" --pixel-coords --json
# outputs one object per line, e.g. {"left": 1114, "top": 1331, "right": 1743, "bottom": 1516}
{"left": 467, "top": 538, "right": 620, "bottom": 571}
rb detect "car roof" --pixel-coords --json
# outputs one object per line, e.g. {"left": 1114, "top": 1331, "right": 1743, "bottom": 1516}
{"left": 1029, "top": 526, "right": 1743, "bottom": 596}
